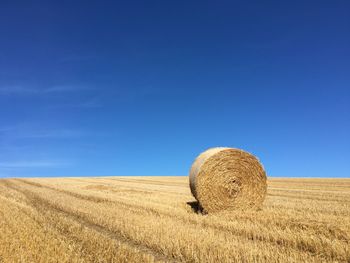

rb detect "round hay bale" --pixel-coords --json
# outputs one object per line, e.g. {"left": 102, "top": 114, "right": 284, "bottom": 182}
{"left": 189, "top": 147, "right": 267, "bottom": 213}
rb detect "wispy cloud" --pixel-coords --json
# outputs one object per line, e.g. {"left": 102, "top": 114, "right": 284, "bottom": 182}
{"left": 0, "top": 160, "right": 69, "bottom": 168}
{"left": 20, "top": 129, "right": 84, "bottom": 139}
{"left": 73, "top": 99, "right": 102, "bottom": 108}
{"left": 0, "top": 126, "right": 15, "bottom": 132}
{"left": 0, "top": 85, "right": 88, "bottom": 95}
{"left": 44, "top": 85, "right": 88, "bottom": 93}
{"left": 0, "top": 86, "right": 38, "bottom": 95}
{"left": 0, "top": 123, "right": 85, "bottom": 139}
{"left": 48, "top": 97, "right": 103, "bottom": 109}
{"left": 59, "top": 54, "right": 99, "bottom": 63}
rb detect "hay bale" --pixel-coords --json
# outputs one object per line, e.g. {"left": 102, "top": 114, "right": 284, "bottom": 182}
{"left": 189, "top": 147, "right": 267, "bottom": 213}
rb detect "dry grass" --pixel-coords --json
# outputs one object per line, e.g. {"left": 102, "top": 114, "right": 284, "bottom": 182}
{"left": 0, "top": 177, "right": 349, "bottom": 262}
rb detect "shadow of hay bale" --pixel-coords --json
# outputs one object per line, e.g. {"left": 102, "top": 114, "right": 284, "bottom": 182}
{"left": 186, "top": 201, "right": 206, "bottom": 214}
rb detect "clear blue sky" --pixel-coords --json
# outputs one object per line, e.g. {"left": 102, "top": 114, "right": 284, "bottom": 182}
{"left": 0, "top": 1, "right": 349, "bottom": 178}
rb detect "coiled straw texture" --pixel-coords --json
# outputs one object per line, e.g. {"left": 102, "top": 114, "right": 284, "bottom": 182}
{"left": 189, "top": 147, "right": 267, "bottom": 213}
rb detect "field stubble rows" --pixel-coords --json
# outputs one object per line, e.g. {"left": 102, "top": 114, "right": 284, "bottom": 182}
{"left": 0, "top": 176, "right": 349, "bottom": 262}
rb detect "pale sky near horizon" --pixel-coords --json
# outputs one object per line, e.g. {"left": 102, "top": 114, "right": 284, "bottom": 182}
{"left": 0, "top": 1, "right": 349, "bottom": 178}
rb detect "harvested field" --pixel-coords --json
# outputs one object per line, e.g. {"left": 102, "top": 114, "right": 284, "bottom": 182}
{"left": 0, "top": 176, "right": 349, "bottom": 262}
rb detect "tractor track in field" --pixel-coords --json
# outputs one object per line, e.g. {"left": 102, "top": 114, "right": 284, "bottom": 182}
{"left": 267, "top": 192, "right": 350, "bottom": 203}
{"left": 67, "top": 177, "right": 188, "bottom": 196}
{"left": 3, "top": 180, "right": 180, "bottom": 263}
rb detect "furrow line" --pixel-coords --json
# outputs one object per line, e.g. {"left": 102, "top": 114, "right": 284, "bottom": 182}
{"left": 267, "top": 193, "right": 350, "bottom": 203}
{"left": 7, "top": 180, "right": 178, "bottom": 263}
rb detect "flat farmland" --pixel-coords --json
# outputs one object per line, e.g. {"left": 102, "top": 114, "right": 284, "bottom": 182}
{"left": 0, "top": 177, "right": 349, "bottom": 263}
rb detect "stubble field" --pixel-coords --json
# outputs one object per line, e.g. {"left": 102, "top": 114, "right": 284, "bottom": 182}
{"left": 0, "top": 176, "right": 349, "bottom": 263}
